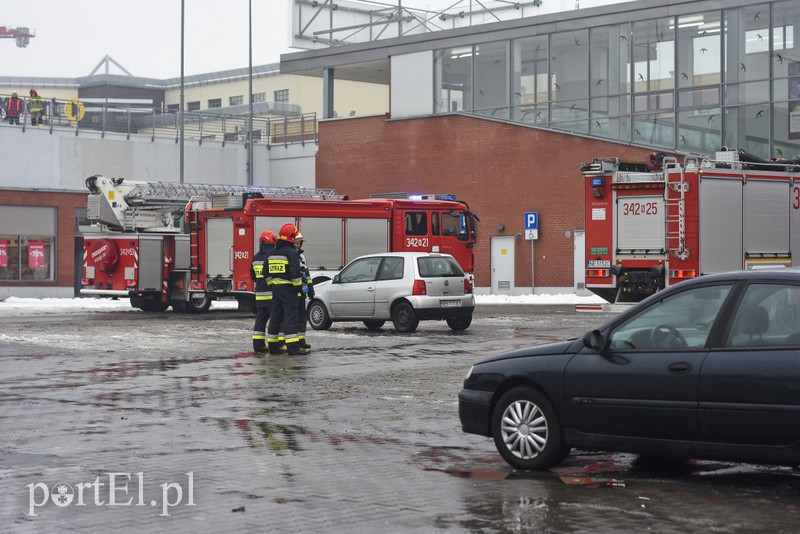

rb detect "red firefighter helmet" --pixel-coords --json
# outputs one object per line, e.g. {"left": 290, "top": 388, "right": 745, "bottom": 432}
{"left": 29, "top": 88, "right": 37, "bottom": 95}
{"left": 259, "top": 229, "right": 277, "bottom": 245}
{"left": 278, "top": 223, "right": 298, "bottom": 243}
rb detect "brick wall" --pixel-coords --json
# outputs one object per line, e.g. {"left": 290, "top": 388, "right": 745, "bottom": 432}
{"left": 316, "top": 114, "right": 656, "bottom": 290}
{"left": 1, "top": 190, "right": 86, "bottom": 291}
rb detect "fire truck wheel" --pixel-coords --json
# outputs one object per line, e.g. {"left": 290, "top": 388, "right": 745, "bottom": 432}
{"left": 130, "top": 296, "right": 169, "bottom": 312}
{"left": 391, "top": 302, "right": 419, "bottom": 333}
{"left": 185, "top": 293, "right": 212, "bottom": 314}
{"left": 446, "top": 315, "right": 472, "bottom": 331}
{"left": 308, "top": 300, "right": 332, "bottom": 330}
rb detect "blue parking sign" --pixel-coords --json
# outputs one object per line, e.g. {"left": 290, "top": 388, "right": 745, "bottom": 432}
{"left": 525, "top": 212, "right": 538, "bottom": 230}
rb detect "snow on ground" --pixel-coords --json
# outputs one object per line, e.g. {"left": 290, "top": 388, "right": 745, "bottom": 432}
{"left": 0, "top": 293, "right": 605, "bottom": 315}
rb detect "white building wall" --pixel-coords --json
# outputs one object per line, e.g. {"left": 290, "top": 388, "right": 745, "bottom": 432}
{"left": 0, "top": 125, "right": 316, "bottom": 191}
{"left": 390, "top": 51, "right": 434, "bottom": 118}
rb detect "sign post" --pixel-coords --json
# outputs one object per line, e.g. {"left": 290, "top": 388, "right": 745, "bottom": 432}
{"left": 524, "top": 212, "right": 539, "bottom": 294}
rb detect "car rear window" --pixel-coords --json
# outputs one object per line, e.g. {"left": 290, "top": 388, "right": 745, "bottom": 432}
{"left": 417, "top": 256, "right": 464, "bottom": 277}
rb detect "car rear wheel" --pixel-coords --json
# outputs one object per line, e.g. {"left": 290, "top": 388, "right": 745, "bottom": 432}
{"left": 491, "top": 386, "right": 568, "bottom": 470}
{"left": 363, "top": 320, "right": 385, "bottom": 330}
{"left": 446, "top": 315, "right": 472, "bottom": 331}
{"left": 308, "top": 299, "right": 333, "bottom": 330}
{"left": 391, "top": 302, "right": 419, "bottom": 333}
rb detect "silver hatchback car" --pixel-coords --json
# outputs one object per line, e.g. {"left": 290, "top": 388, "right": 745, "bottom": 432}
{"left": 307, "top": 252, "right": 475, "bottom": 333}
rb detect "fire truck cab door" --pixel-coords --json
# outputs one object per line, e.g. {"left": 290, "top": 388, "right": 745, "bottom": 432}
{"left": 206, "top": 218, "right": 234, "bottom": 277}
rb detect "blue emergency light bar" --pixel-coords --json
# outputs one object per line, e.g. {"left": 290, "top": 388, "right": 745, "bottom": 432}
{"left": 409, "top": 194, "right": 457, "bottom": 201}
{"left": 591, "top": 177, "right": 604, "bottom": 187}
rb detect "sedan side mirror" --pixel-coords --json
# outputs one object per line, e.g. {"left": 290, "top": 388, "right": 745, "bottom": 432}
{"left": 583, "top": 330, "right": 604, "bottom": 351}
{"left": 333, "top": 274, "right": 340, "bottom": 284}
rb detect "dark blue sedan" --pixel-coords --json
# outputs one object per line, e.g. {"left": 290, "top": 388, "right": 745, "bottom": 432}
{"left": 459, "top": 269, "right": 800, "bottom": 470}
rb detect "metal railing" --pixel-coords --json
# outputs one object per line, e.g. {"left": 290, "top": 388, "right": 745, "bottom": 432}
{"left": 0, "top": 94, "right": 318, "bottom": 147}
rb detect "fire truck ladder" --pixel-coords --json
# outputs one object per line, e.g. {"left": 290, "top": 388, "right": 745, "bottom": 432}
{"left": 121, "top": 182, "right": 344, "bottom": 231}
{"left": 664, "top": 156, "right": 697, "bottom": 261}
{"left": 125, "top": 182, "right": 343, "bottom": 206}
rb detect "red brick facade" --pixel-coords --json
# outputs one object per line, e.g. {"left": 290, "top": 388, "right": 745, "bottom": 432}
{"left": 1, "top": 190, "right": 86, "bottom": 292}
{"left": 316, "top": 114, "right": 656, "bottom": 290}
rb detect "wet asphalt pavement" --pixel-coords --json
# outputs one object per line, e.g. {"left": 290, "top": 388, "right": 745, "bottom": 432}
{"left": 1, "top": 304, "right": 800, "bottom": 533}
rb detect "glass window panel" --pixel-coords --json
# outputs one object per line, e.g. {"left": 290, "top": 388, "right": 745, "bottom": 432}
{"left": 551, "top": 99, "right": 589, "bottom": 134}
{"left": 633, "top": 91, "right": 674, "bottom": 112}
{"left": 591, "top": 96, "right": 630, "bottom": 142}
{"left": 20, "top": 237, "right": 53, "bottom": 281}
{"left": 434, "top": 46, "right": 472, "bottom": 113}
{"left": 773, "top": 100, "right": 800, "bottom": 159}
{"left": 513, "top": 35, "right": 548, "bottom": 122}
{"left": 678, "top": 87, "right": 720, "bottom": 109}
{"left": 723, "top": 105, "right": 770, "bottom": 158}
{"left": 633, "top": 111, "right": 674, "bottom": 147}
{"left": 723, "top": 81, "right": 770, "bottom": 106}
{"left": 724, "top": 4, "right": 771, "bottom": 84}
{"left": 551, "top": 29, "right": 589, "bottom": 105}
{"left": 676, "top": 11, "right": 722, "bottom": 89}
{"left": 772, "top": 1, "right": 798, "bottom": 80}
{"left": 473, "top": 41, "right": 508, "bottom": 118}
{"left": 678, "top": 108, "right": 721, "bottom": 155}
{"left": 0, "top": 236, "right": 19, "bottom": 281}
{"left": 632, "top": 18, "right": 675, "bottom": 93}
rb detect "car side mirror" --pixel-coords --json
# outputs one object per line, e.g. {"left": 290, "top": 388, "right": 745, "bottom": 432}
{"left": 333, "top": 274, "right": 340, "bottom": 284}
{"left": 583, "top": 330, "right": 604, "bottom": 351}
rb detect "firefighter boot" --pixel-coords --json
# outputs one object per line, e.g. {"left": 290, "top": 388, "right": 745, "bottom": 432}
{"left": 286, "top": 340, "right": 310, "bottom": 356}
{"left": 253, "top": 339, "right": 268, "bottom": 354}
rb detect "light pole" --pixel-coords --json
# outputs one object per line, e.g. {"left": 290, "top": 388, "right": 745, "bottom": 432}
{"left": 248, "top": 0, "right": 254, "bottom": 186}
{"left": 180, "top": 0, "right": 185, "bottom": 184}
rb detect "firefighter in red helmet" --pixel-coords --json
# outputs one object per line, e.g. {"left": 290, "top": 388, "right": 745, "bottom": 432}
{"left": 250, "top": 229, "right": 278, "bottom": 353}
{"left": 266, "top": 223, "right": 308, "bottom": 355}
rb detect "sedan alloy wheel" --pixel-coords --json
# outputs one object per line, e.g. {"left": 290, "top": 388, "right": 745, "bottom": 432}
{"left": 491, "top": 386, "right": 568, "bottom": 470}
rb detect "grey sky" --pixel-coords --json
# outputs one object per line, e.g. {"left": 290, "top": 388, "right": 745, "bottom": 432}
{"left": 1, "top": 0, "right": 296, "bottom": 79}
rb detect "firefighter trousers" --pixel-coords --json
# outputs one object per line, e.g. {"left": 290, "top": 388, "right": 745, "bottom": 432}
{"left": 252, "top": 301, "right": 271, "bottom": 352}
{"left": 297, "top": 296, "right": 309, "bottom": 348}
{"left": 267, "top": 285, "right": 300, "bottom": 354}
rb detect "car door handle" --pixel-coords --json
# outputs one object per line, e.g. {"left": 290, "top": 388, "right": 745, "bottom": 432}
{"left": 366, "top": 287, "right": 375, "bottom": 292}
{"left": 668, "top": 361, "right": 692, "bottom": 374}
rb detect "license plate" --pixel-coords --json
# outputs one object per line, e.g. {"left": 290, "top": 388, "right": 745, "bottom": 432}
{"left": 440, "top": 300, "right": 461, "bottom": 308}
{"left": 587, "top": 260, "right": 611, "bottom": 268}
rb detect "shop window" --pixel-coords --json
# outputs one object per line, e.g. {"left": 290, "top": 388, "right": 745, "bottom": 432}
{"left": 0, "top": 236, "right": 54, "bottom": 281}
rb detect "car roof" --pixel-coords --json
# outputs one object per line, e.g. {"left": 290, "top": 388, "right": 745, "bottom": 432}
{"left": 351, "top": 251, "right": 456, "bottom": 260}
{"left": 677, "top": 267, "right": 800, "bottom": 286}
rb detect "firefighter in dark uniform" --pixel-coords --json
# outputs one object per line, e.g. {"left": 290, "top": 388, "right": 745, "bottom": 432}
{"left": 250, "top": 229, "right": 277, "bottom": 354}
{"left": 294, "top": 232, "right": 314, "bottom": 351}
{"left": 266, "top": 223, "right": 309, "bottom": 355}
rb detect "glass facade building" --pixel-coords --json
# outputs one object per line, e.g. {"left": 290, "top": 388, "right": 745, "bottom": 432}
{"left": 434, "top": 0, "right": 800, "bottom": 158}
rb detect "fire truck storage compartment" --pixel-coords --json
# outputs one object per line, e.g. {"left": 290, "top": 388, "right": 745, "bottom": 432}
{"left": 346, "top": 219, "right": 389, "bottom": 265}
{"left": 206, "top": 218, "right": 234, "bottom": 277}
{"left": 174, "top": 235, "right": 191, "bottom": 270}
{"left": 138, "top": 236, "right": 165, "bottom": 291}
{"left": 294, "top": 217, "right": 344, "bottom": 270}
{"left": 699, "top": 175, "right": 790, "bottom": 274}
{"left": 616, "top": 196, "right": 665, "bottom": 254}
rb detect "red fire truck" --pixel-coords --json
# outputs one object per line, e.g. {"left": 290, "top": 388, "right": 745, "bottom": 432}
{"left": 81, "top": 175, "right": 478, "bottom": 312}
{"left": 582, "top": 149, "right": 800, "bottom": 303}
